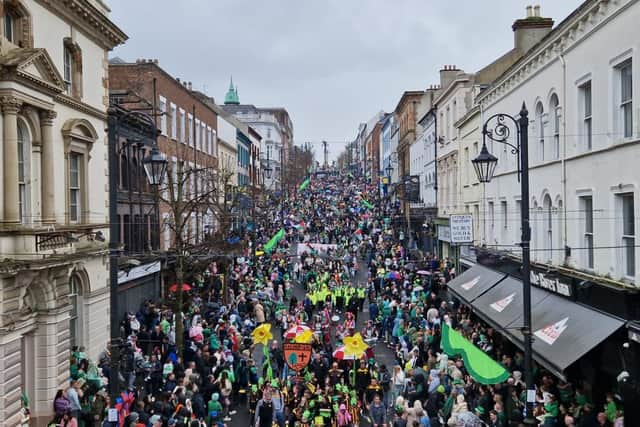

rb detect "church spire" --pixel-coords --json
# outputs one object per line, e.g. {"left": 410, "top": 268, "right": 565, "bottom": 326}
{"left": 224, "top": 76, "right": 240, "bottom": 105}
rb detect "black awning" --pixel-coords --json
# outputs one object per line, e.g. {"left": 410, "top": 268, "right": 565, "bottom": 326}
{"left": 446, "top": 264, "right": 506, "bottom": 305}
{"left": 456, "top": 271, "right": 625, "bottom": 379}
{"left": 472, "top": 275, "right": 548, "bottom": 334}
{"left": 485, "top": 278, "right": 626, "bottom": 379}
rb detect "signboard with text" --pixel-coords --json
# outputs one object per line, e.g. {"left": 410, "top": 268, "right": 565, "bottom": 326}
{"left": 450, "top": 214, "right": 473, "bottom": 244}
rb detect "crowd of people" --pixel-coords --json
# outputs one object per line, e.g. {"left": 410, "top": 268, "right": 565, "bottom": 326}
{"left": 49, "top": 173, "right": 625, "bottom": 427}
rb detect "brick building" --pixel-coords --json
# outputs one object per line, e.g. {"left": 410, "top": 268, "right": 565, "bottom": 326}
{"left": 109, "top": 59, "right": 219, "bottom": 250}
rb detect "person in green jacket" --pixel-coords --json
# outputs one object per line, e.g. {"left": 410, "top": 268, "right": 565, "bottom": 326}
{"left": 207, "top": 392, "right": 223, "bottom": 425}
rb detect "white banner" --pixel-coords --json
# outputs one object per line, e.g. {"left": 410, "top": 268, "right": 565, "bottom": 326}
{"left": 296, "top": 243, "right": 338, "bottom": 255}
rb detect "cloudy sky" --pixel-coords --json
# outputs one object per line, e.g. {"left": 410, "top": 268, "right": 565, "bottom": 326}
{"left": 109, "top": 0, "right": 582, "bottom": 161}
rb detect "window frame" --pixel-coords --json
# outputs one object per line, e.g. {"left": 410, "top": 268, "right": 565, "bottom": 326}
{"left": 580, "top": 81, "right": 593, "bottom": 150}
{"left": 179, "top": 108, "right": 186, "bottom": 143}
{"left": 581, "top": 195, "right": 594, "bottom": 269}
{"left": 63, "top": 45, "right": 73, "bottom": 93}
{"left": 69, "top": 152, "right": 82, "bottom": 223}
{"left": 621, "top": 193, "right": 635, "bottom": 278}
{"left": 619, "top": 59, "right": 633, "bottom": 139}
{"left": 170, "top": 103, "right": 177, "bottom": 140}
{"left": 535, "top": 102, "right": 545, "bottom": 162}
{"left": 17, "top": 118, "right": 30, "bottom": 224}
{"left": 549, "top": 94, "right": 560, "bottom": 159}
{"left": 159, "top": 96, "right": 167, "bottom": 135}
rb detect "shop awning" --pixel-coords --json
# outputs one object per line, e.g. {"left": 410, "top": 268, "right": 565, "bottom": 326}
{"left": 467, "top": 274, "right": 625, "bottom": 379}
{"left": 510, "top": 291, "right": 625, "bottom": 378}
{"left": 446, "top": 264, "right": 506, "bottom": 304}
{"left": 472, "top": 275, "right": 549, "bottom": 333}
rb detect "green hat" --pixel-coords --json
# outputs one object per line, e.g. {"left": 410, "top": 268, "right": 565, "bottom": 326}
{"left": 309, "top": 400, "right": 315, "bottom": 409}
{"left": 475, "top": 406, "right": 485, "bottom": 415}
{"left": 437, "top": 385, "right": 445, "bottom": 393}
{"left": 258, "top": 378, "right": 264, "bottom": 386}
{"left": 271, "top": 380, "right": 279, "bottom": 388}
{"left": 251, "top": 384, "right": 258, "bottom": 392}
{"left": 350, "top": 397, "right": 357, "bottom": 406}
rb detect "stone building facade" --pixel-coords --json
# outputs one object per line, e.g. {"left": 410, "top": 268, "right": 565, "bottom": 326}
{"left": 0, "top": 0, "right": 126, "bottom": 424}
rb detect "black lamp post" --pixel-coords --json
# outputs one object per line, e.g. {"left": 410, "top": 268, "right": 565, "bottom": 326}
{"left": 107, "top": 108, "right": 167, "bottom": 403}
{"left": 472, "top": 103, "right": 536, "bottom": 426}
{"left": 385, "top": 164, "right": 393, "bottom": 178}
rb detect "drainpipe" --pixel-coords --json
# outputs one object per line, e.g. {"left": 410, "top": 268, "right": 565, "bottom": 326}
{"left": 559, "top": 53, "right": 568, "bottom": 263}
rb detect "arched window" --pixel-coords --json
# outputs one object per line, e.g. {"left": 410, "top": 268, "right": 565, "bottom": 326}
{"left": 550, "top": 94, "right": 560, "bottom": 159}
{"left": 543, "top": 195, "right": 553, "bottom": 261}
{"left": 69, "top": 274, "right": 84, "bottom": 349}
{"left": 17, "top": 118, "right": 30, "bottom": 224}
{"left": 536, "top": 102, "right": 545, "bottom": 161}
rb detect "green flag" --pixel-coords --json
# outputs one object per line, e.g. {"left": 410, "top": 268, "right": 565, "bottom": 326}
{"left": 263, "top": 228, "right": 285, "bottom": 253}
{"left": 361, "top": 199, "right": 374, "bottom": 210}
{"left": 299, "top": 178, "right": 311, "bottom": 191}
{"left": 441, "top": 323, "right": 509, "bottom": 385}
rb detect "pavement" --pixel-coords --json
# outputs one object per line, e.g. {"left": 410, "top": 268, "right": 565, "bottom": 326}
{"left": 229, "top": 245, "right": 396, "bottom": 427}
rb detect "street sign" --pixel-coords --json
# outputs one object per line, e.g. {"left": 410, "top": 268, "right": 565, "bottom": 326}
{"left": 450, "top": 214, "right": 473, "bottom": 244}
{"left": 283, "top": 342, "right": 312, "bottom": 371}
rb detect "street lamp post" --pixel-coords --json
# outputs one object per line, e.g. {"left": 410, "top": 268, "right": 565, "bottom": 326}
{"left": 472, "top": 103, "right": 536, "bottom": 425}
{"left": 107, "top": 108, "right": 167, "bottom": 402}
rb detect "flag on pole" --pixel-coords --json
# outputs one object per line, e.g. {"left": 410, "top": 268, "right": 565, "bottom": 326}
{"left": 299, "top": 178, "right": 311, "bottom": 191}
{"left": 361, "top": 199, "right": 374, "bottom": 210}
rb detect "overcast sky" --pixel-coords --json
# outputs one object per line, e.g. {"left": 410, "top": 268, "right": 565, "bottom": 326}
{"left": 109, "top": 0, "right": 582, "bottom": 161}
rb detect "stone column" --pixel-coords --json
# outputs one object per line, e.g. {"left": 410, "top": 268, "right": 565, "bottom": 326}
{"left": 40, "top": 110, "right": 57, "bottom": 223}
{"left": 1, "top": 96, "right": 22, "bottom": 223}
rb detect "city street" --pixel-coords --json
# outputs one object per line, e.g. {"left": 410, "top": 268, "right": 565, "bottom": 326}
{"left": 2, "top": 1, "right": 639, "bottom": 426}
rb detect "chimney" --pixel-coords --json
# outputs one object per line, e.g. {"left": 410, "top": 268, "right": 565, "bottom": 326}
{"left": 439, "top": 64, "right": 460, "bottom": 89}
{"left": 176, "top": 77, "right": 181, "bottom": 83}
{"left": 188, "top": 81, "right": 192, "bottom": 90}
{"left": 512, "top": 4, "right": 554, "bottom": 54}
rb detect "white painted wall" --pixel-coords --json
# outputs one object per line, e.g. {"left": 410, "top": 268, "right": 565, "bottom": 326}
{"left": 477, "top": 0, "right": 640, "bottom": 285}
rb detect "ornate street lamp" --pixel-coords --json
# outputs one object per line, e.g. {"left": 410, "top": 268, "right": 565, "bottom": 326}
{"left": 142, "top": 146, "right": 168, "bottom": 186}
{"left": 385, "top": 164, "right": 393, "bottom": 178}
{"left": 471, "top": 142, "right": 498, "bottom": 183}
{"left": 472, "top": 103, "right": 536, "bottom": 427}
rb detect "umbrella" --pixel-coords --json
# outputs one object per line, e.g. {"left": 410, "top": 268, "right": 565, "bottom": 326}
{"left": 169, "top": 283, "right": 192, "bottom": 292}
{"left": 385, "top": 271, "right": 402, "bottom": 280}
{"left": 333, "top": 347, "right": 357, "bottom": 361}
{"left": 333, "top": 346, "right": 375, "bottom": 361}
{"left": 284, "top": 324, "right": 311, "bottom": 340}
{"left": 417, "top": 270, "right": 431, "bottom": 275}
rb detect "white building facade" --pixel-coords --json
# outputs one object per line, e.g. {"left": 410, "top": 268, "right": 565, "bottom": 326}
{"left": 0, "top": 0, "right": 125, "bottom": 424}
{"left": 476, "top": 0, "right": 640, "bottom": 286}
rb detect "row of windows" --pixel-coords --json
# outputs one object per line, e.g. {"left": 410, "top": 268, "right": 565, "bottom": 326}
{"left": 484, "top": 192, "right": 635, "bottom": 279}
{"left": 159, "top": 96, "right": 217, "bottom": 156}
